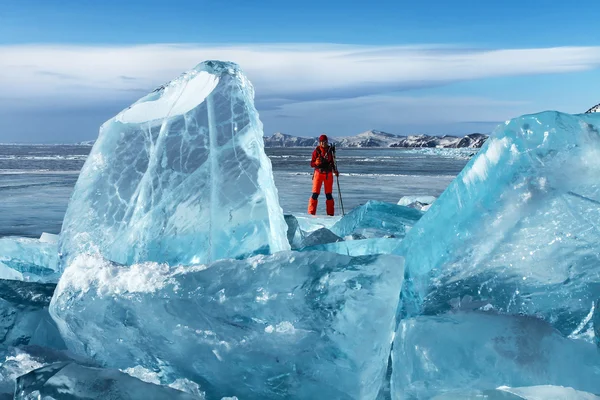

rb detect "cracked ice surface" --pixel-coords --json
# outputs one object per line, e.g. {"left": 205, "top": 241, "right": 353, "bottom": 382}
{"left": 59, "top": 61, "right": 289, "bottom": 269}
{"left": 401, "top": 111, "right": 600, "bottom": 335}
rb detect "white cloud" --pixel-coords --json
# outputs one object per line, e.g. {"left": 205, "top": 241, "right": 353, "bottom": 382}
{"left": 260, "top": 94, "right": 531, "bottom": 137}
{"left": 2, "top": 43, "right": 600, "bottom": 104}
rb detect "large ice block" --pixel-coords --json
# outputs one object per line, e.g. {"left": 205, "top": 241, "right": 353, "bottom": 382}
{"left": 59, "top": 61, "right": 289, "bottom": 269}
{"left": 0, "top": 237, "right": 58, "bottom": 282}
{"left": 330, "top": 201, "right": 423, "bottom": 240}
{"left": 50, "top": 251, "right": 404, "bottom": 400}
{"left": 391, "top": 311, "right": 600, "bottom": 399}
{"left": 401, "top": 111, "right": 600, "bottom": 334}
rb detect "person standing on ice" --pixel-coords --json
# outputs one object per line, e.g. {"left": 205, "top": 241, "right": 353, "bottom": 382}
{"left": 308, "top": 134, "right": 339, "bottom": 216}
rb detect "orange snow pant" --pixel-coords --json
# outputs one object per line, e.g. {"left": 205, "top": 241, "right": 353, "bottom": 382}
{"left": 308, "top": 170, "right": 335, "bottom": 216}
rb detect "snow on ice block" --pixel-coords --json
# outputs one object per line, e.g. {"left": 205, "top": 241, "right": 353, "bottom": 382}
{"left": 51, "top": 251, "right": 405, "bottom": 400}
{"left": 0, "top": 237, "right": 58, "bottom": 282}
{"left": 59, "top": 60, "right": 289, "bottom": 270}
{"left": 391, "top": 311, "right": 600, "bottom": 399}
{"left": 401, "top": 111, "right": 600, "bottom": 334}
{"left": 15, "top": 362, "right": 199, "bottom": 400}
{"left": 330, "top": 200, "right": 423, "bottom": 239}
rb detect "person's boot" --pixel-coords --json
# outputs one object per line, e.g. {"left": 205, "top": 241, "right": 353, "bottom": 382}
{"left": 308, "top": 198, "right": 318, "bottom": 215}
{"left": 326, "top": 199, "right": 335, "bottom": 216}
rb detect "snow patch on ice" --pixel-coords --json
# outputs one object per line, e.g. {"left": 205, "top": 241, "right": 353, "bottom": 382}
{"left": 462, "top": 137, "right": 509, "bottom": 186}
{"left": 57, "top": 254, "right": 208, "bottom": 297}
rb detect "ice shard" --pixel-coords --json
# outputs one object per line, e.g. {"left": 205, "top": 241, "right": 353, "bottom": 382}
{"left": 0, "top": 346, "right": 96, "bottom": 397}
{"left": 391, "top": 311, "right": 600, "bottom": 399}
{"left": 50, "top": 251, "right": 404, "bottom": 400}
{"left": 300, "top": 227, "right": 343, "bottom": 248}
{"left": 330, "top": 200, "right": 423, "bottom": 240}
{"left": 59, "top": 61, "right": 289, "bottom": 269}
{"left": 15, "top": 362, "right": 200, "bottom": 400}
{"left": 401, "top": 111, "right": 600, "bottom": 334}
{"left": 397, "top": 195, "right": 436, "bottom": 211}
{"left": 429, "top": 386, "right": 600, "bottom": 399}
{"left": 283, "top": 214, "right": 305, "bottom": 249}
{"left": 0, "top": 237, "right": 58, "bottom": 282}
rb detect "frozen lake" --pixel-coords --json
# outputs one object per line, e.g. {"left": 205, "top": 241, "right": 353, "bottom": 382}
{"left": 0, "top": 144, "right": 475, "bottom": 237}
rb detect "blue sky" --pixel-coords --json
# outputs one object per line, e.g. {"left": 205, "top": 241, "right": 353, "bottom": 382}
{"left": 1, "top": 0, "right": 600, "bottom": 142}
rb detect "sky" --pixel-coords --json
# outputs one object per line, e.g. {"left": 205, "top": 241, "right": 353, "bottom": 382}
{"left": 1, "top": 0, "right": 600, "bottom": 143}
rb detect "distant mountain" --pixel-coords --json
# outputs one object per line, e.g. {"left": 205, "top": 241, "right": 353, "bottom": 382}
{"left": 585, "top": 103, "right": 600, "bottom": 113}
{"left": 80, "top": 130, "right": 488, "bottom": 149}
{"left": 262, "top": 132, "right": 316, "bottom": 147}
{"left": 263, "top": 130, "right": 488, "bottom": 148}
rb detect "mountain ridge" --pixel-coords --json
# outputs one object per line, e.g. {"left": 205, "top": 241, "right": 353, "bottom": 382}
{"left": 264, "top": 129, "right": 488, "bottom": 148}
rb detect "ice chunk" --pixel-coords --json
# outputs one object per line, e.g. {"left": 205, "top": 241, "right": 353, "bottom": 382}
{"left": 294, "top": 214, "right": 341, "bottom": 233}
{"left": 0, "top": 279, "right": 61, "bottom": 348}
{"left": 397, "top": 195, "right": 436, "bottom": 207}
{"left": 330, "top": 200, "right": 423, "bottom": 239}
{"left": 391, "top": 311, "right": 600, "bottom": 399}
{"left": 59, "top": 61, "right": 289, "bottom": 269}
{"left": 15, "top": 362, "right": 200, "bottom": 400}
{"left": 300, "top": 227, "right": 343, "bottom": 248}
{"left": 284, "top": 214, "right": 306, "bottom": 249}
{"left": 51, "top": 251, "right": 404, "bottom": 400}
{"left": 497, "top": 385, "right": 600, "bottom": 400}
{"left": 0, "top": 237, "right": 58, "bottom": 282}
{"left": 430, "top": 386, "right": 600, "bottom": 399}
{"left": 0, "top": 345, "right": 96, "bottom": 397}
{"left": 303, "top": 238, "right": 402, "bottom": 257}
{"left": 39, "top": 233, "right": 58, "bottom": 244}
{"left": 122, "top": 366, "right": 205, "bottom": 398}
{"left": 401, "top": 111, "right": 600, "bottom": 334}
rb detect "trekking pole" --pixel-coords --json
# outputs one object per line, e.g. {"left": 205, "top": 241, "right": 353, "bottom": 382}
{"left": 332, "top": 145, "right": 345, "bottom": 216}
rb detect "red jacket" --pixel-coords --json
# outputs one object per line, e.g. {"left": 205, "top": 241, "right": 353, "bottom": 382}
{"left": 311, "top": 146, "right": 337, "bottom": 173}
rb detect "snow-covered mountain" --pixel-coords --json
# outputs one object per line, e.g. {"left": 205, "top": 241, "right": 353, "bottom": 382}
{"left": 262, "top": 132, "right": 316, "bottom": 147}
{"left": 585, "top": 103, "right": 600, "bottom": 113}
{"left": 264, "top": 130, "right": 488, "bottom": 148}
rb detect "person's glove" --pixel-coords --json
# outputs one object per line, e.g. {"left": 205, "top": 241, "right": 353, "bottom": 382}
{"left": 335, "top": 171, "right": 339, "bottom": 177}
{"left": 315, "top": 157, "right": 323, "bottom": 166}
